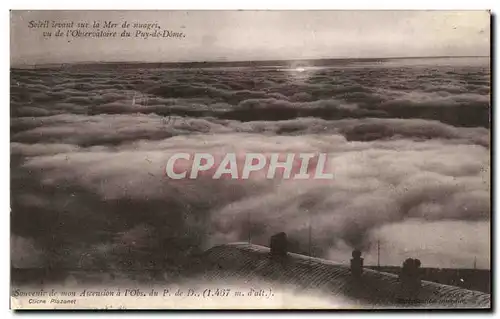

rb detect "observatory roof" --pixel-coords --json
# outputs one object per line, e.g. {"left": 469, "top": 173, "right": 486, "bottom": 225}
{"left": 198, "top": 242, "right": 490, "bottom": 308}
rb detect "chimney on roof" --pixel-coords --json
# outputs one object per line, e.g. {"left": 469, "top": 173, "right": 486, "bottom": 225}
{"left": 350, "top": 249, "right": 364, "bottom": 278}
{"left": 398, "top": 258, "right": 422, "bottom": 303}
{"left": 270, "top": 232, "right": 288, "bottom": 257}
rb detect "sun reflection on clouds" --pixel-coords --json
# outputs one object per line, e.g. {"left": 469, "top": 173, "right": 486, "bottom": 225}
{"left": 282, "top": 62, "right": 315, "bottom": 82}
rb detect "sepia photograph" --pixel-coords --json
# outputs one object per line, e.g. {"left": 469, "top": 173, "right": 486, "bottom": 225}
{"left": 9, "top": 10, "right": 491, "bottom": 309}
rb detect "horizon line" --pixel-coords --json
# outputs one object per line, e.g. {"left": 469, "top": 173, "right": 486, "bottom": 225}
{"left": 11, "top": 55, "right": 490, "bottom": 68}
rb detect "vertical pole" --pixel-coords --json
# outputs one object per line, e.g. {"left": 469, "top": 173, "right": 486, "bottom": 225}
{"left": 247, "top": 211, "right": 251, "bottom": 243}
{"left": 474, "top": 256, "right": 477, "bottom": 269}
{"left": 308, "top": 223, "right": 311, "bottom": 256}
{"left": 377, "top": 239, "right": 380, "bottom": 269}
{"left": 309, "top": 210, "right": 312, "bottom": 269}
{"left": 308, "top": 210, "right": 312, "bottom": 257}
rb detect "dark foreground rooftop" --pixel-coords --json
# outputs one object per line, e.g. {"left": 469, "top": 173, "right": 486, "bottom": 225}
{"left": 197, "top": 242, "right": 490, "bottom": 309}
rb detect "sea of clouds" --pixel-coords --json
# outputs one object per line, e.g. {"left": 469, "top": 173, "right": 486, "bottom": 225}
{"left": 10, "top": 58, "right": 490, "bottom": 279}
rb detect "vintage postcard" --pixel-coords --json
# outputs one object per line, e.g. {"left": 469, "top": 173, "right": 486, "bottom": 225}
{"left": 10, "top": 10, "right": 491, "bottom": 310}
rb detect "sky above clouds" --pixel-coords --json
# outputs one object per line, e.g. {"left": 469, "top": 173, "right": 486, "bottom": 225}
{"left": 10, "top": 10, "right": 490, "bottom": 65}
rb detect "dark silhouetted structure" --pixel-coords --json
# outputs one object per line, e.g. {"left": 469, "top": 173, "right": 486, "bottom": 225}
{"left": 350, "top": 249, "right": 364, "bottom": 278}
{"left": 201, "top": 243, "right": 490, "bottom": 308}
{"left": 270, "top": 232, "right": 288, "bottom": 258}
{"left": 398, "top": 258, "right": 422, "bottom": 304}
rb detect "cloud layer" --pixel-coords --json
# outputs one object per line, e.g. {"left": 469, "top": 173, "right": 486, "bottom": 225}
{"left": 10, "top": 59, "right": 491, "bottom": 276}
{"left": 12, "top": 59, "right": 490, "bottom": 127}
